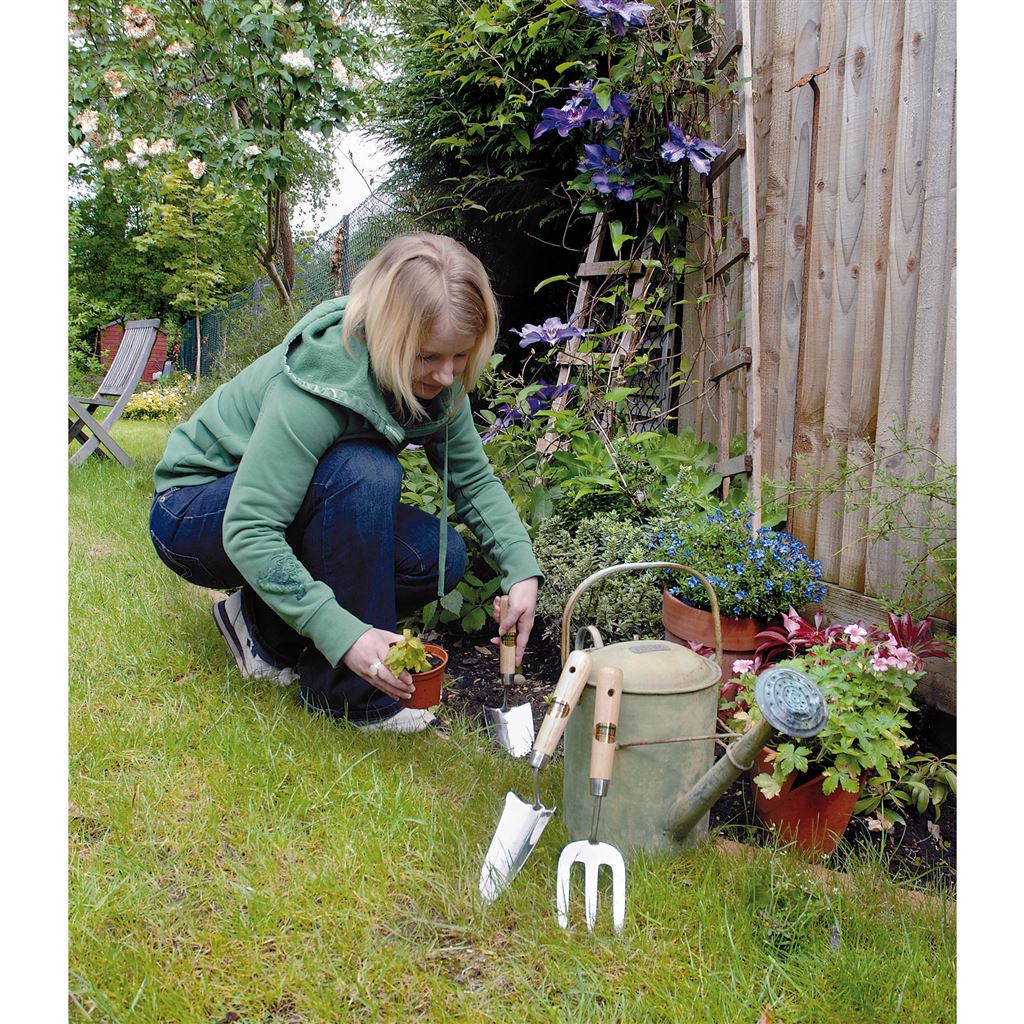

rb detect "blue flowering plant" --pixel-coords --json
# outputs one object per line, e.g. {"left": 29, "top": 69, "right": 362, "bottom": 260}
{"left": 649, "top": 506, "right": 826, "bottom": 621}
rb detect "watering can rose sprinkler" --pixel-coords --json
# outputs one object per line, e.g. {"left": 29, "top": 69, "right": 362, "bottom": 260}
{"left": 478, "top": 563, "right": 829, "bottom": 905}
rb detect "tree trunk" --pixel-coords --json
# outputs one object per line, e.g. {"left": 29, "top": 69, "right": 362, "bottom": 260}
{"left": 260, "top": 189, "right": 295, "bottom": 308}
{"left": 278, "top": 195, "right": 296, "bottom": 296}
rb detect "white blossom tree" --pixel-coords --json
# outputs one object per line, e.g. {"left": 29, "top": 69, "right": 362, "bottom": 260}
{"left": 69, "top": 1, "right": 379, "bottom": 305}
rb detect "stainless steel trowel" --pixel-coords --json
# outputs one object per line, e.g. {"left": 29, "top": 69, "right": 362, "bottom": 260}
{"left": 479, "top": 649, "right": 593, "bottom": 902}
{"left": 482, "top": 596, "right": 536, "bottom": 758}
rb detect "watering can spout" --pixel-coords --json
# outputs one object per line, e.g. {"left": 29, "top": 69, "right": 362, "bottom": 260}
{"left": 666, "top": 667, "right": 829, "bottom": 846}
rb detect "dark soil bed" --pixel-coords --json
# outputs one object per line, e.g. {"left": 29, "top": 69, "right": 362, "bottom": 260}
{"left": 431, "top": 623, "right": 956, "bottom": 894}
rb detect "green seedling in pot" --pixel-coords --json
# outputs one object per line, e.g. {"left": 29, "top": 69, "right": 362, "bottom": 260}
{"left": 385, "top": 629, "right": 434, "bottom": 675}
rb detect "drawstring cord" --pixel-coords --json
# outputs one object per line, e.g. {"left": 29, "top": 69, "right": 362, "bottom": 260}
{"left": 437, "top": 420, "right": 449, "bottom": 599}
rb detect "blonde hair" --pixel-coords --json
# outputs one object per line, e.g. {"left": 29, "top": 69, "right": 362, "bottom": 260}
{"left": 342, "top": 232, "right": 499, "bottom": 419}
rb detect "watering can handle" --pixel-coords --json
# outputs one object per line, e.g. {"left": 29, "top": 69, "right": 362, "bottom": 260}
{"left": 559, "top": 562, "right": 723, "bottom": 669}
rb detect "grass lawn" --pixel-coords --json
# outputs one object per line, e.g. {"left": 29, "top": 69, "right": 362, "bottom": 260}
{"left": 69, "top": 417, "right": 956, "bottom": 1023}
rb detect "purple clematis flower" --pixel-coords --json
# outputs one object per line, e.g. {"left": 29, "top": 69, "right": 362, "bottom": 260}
{"left": 660, "top": 124, "right": 724, "bottom": 175}
{"left": 512, "top": 316, "right": 591, "bottom": 348}
{"left": 574, "top": 80, "right": 632, "bottom": 126}
{"left": 533, "top": 97, "right": 603, "bottom": 139}
{"left": 578, "top": 142, "right": 634, "bottom": 200}
{"left": 482, "top": 382, "right": 575, "bottom": 440}
{"left": 577, "top": 0, "right": 654, "bottom": 37}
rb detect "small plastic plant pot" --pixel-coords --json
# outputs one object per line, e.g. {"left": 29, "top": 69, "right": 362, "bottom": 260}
{"left": 399, "top": 643, "right": 448, "bottom": 709}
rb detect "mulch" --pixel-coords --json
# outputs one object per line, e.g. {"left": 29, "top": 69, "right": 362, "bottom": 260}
{"left": 431, "top": 622, "right": 956, "bottom": 894}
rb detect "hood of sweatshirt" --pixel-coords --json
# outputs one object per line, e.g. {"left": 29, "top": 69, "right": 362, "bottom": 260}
{"left": 280, "top": 296, "right": 462, "bottom": 448}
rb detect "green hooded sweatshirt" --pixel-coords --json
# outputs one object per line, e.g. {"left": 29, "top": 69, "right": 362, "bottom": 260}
{"left": 154, "top": 296, "right": 541, "bottom": 668}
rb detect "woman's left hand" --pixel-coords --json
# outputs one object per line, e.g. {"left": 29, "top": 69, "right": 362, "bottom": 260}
{"left": 491, "top": 576, "right": 539, "bottom": 665}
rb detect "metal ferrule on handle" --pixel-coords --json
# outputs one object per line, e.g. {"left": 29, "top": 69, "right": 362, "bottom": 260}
{"left": 528, "top": 649, "right": 593, "bottom": 770}
{"left": 589, "top": 666, "right": 623, "bottom": 799}
{"left": 559, "top": 562, "right": 724, "bottom": 671}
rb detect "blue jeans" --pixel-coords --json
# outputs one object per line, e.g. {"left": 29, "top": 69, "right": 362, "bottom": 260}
{"left": 149, "top": 440, "right": 466, "bottom": 722}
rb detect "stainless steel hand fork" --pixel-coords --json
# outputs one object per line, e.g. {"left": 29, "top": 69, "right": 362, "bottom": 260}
{"left": 556, "top": 665, "right": 626, "bottom": 932}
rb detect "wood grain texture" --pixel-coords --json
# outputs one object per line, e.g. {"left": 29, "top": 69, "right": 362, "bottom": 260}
{"left": 788, "top": 0, "right": 846, "bottom": 562}
{"left": 774, "top": 1, "right": 823, "bottom": 502}
{"left": 836, "top": 0, "right": 905, "bottom": 591}
{"left": 751, "top": 0, "right": 796, "bottom": 483}
{"left": 866, "top": 0, "right": 938, "bottom": 598}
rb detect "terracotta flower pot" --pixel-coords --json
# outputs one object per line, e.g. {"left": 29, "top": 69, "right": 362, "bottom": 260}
{"left": 661, "top": 589, "right": 767, "bottom": 684}
{"left": 399, "top": 643, "right": 448, "bottom": 709}
{"left": 752, "top": 748, "right": 864, "bottom": 856}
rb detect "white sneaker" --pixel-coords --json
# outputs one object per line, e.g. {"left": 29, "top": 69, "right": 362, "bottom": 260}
{"left": 212, "top": 591, "right": 298, "bottom": 686}
{"left": 353, "top": 707, "right": 437, "bottom": 734}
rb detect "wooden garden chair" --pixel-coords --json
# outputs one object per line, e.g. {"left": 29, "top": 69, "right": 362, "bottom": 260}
{"left": 68, "top": 318, "right": 161, "bottom": 467}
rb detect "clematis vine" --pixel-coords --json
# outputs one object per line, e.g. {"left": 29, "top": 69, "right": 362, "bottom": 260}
{"left": 577, "top": 0, "right": 654, "bottom": 37}
{"left": 660, "top": 125, "right": 724, "bottom": 175}
{"left": 578, "top": 142, "right": 633, "bottom": 200}
{"left": 533, "top": 80, "right": 631, "bottom": 139}
{"left": 512, "top": 317, "right": 591, "bottom": 348}
{"left": 482, "top": 383, "right": 575, "bottom": 441}
{"left": 574, "top": 80, "right": 632, "bottom": 127}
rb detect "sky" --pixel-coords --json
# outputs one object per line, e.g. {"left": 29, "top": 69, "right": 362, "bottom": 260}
{"left": 292, "top": 127, "right": 398, "bottom": 236}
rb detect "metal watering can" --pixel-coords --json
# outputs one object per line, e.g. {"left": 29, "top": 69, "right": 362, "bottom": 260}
{"left": 560, "top": 563, "right": 829, "bottom": 857}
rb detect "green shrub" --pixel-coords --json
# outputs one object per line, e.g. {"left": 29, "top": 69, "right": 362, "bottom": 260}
{"left": 124, "top": 373, "right": 194, "bottom": 420}
{"left": 534, "top": 512, "right": 663, "bottom": 644}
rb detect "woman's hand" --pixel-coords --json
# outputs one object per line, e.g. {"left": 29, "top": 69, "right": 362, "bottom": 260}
{"left": 343, "top": 627, "right": 415, "bottom": 701}
{"left": 491, "top": 576, "right": 539, "bottom": 665}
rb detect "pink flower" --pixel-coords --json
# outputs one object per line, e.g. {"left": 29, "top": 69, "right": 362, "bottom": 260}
{"left": 843, "top": 624, "right": 868, "bottom": 645}
{"left": 870, "top": 655, "right": 890, "bottom": 672}
{"left": 731, "top": 659, "right": 755, "bottom": 675}
{"left": 187, "top": 157, "right": 207, "bottom": 179}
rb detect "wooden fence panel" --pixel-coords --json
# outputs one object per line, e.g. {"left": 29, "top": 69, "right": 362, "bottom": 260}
{"left": 678, "top": 0, "right": 953, "bottom": 619}
{"left": 866, "top": 0, "right": 946, "bottom": 598}
{"left": 790, "top": 0, "right": 848, "bottom": 566}
{"left": 819, "top": 2, "right": 901, "bottom": 593}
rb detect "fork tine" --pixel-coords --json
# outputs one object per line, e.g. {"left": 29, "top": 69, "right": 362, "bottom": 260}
{"left": 583, "top": 859, "right": 600, "bottom": 930}
{"left": 609, "top": 848, "right": 626, "bottom": 933}
{"left": 556, "top": 842, "right": 581, "bottom": 928}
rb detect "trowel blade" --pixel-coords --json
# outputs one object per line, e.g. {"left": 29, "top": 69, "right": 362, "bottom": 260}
{"left": 478, "top": 790, "right": 555, "bottom": 902}
{"left": 483, "top": 702, "right": 535, "bottom": 758}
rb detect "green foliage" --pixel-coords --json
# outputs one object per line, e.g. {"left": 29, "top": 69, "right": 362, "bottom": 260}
{"left": 748, "top": 644, "right": 921, "bottom": 801}
{"left": 176, "top": 301, "right": 303, "bottom": 419}
{"left": 69, "top": 0, "right": 378, "bottom": 302}
{"left": 855, "top": 753, "right": 958, "bottom": 827}
{"left": 384, "top": 628, "right": 433, "bottom": 675}
{"left": 133, "top": 165, "right": 262, "bottom": 319}
{"left": 398, "top": 448, "right": 502, "bottom": 636}
{"left": 533, "top": 512, "right": 664, "bottom": 643}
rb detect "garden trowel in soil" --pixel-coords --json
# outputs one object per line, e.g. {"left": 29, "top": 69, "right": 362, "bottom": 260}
{"left": 479, "top": 649, "right": 593, "bottom": 902}
{"left": 483, "top": 596, "right": 536, "bottom": 757}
